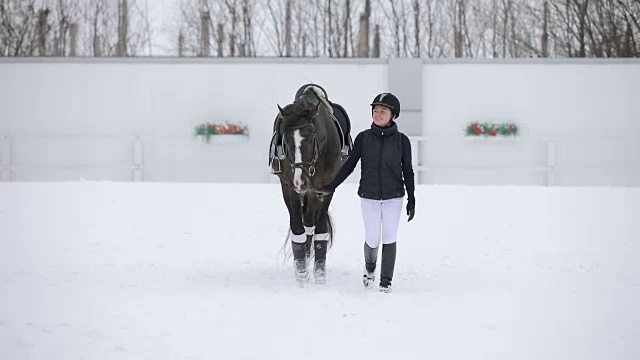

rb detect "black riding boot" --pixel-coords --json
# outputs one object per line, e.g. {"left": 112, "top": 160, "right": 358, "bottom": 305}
{"left": 364, "top": 243, "right": 378, "bottom": 273}
{"left": 363, "top": 243, "right": 378, "bottom": 288}
{"left": 291, "top": 241, "right": 309, "bottom": 283}
{"left": 379, "top": 242, "right": 397, "bottom": 292}
{"left": 313, "top": 240, "right": 328, "bottom": 284}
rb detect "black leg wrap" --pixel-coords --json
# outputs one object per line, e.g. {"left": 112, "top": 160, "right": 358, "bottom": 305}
{"left": 314, "top": 240, "right": 328, "bottom": 262}
{"left": 313, "top": 240, "right": 328, "bottom": 284}
{"left": 380, "top": 242, "right": 397, "bottom": 287}
{"left": 364, "top": 243, "right": 378, "bottom": 273}
{"left": 292, "top": 240, "right": 309, "bottom": 284}
{"left": 292, "top": 241, "right": 306, "bottom": 261}
{"left": 304, "top": 234, "right": 313, "bottom": 258}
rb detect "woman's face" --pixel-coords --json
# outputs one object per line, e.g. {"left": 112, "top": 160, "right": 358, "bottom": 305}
{"left": 372, "top": 105, "right": 393, "bottom": 127}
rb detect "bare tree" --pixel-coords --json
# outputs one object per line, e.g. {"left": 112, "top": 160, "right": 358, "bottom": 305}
{"left": 266, "top": 0, "right": 285, "bottom": 56}
{"left": 389, "top": 0, "right": 405, "bottom": 57}
{"left": 8, "top": 0, "right": 639, "bottom": 58}
{"left": 412, "top": 0, "right": 421, "bottom": 57}
{"left": 542, "top": 0, "right": 549, "bottom": 57}
{"left": 224, "top": 0, "right": 238, "bottom": 57}
{"left": 178, "top": 30, "right": 184, "bottom": 56}
{"left": 240, "top": 0, "right": 254, "bottom": 56}
{"left": 356, "top": 0, "right": 370, "bottom": 57}
{"left": 327, "top": 0, "right": 334, "bottom": 56}
{"left": 447, "top": 0, "right": 468, "bottom": 57}
{"left": 78, "top": 0, "right": 150, "bottom": 57}
{"left": 372, "top": 23, "right": 380, "bottom": 57}
{"left": 69, "top": 21, "right": 77, "bottom": 55}
{"left": 1, "top": 0, "right": 38, "bottom": 56}
{"left": 284, "top": 0, "right": 291, "bottom": 56}
{"left": 418, "top": 0, "right": 440, "bottom": 58}
{"left": 36, "top": 8, "right": 49, "bottom": 56}
{"left": 199, "top": 9, "right": 210, "bottom": 56}
{"left": 216, "top": 22, "right": 223, "bottom": 56}
{"left": 117, "top": 0, "right": 128, "bottom": 56}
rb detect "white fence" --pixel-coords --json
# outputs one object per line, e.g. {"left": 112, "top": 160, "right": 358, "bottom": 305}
{"left": 2, "top": 132, "right": 637, "bottom": 186}
{"left": 410, "top": 135, "right": 639, "bottom": 186}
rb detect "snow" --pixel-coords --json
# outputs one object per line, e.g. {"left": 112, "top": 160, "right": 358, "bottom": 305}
{"left": 1, "top": 182, "right": 639, "bottom": 359}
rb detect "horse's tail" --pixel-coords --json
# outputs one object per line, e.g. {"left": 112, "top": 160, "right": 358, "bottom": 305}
{"left": 279, "top": 226, "right": 292, "bottom": 261}
{"left": 327, "top": 209, "right": 335, "bottom": 251}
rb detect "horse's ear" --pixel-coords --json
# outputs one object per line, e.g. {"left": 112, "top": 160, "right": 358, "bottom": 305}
{"left": 277, "top": 104, "right": 284, "bottom": 117}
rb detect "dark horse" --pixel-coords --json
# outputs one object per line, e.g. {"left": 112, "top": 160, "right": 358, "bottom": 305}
{"left": 271, "top": 85, "right": 349, "bottom": 285}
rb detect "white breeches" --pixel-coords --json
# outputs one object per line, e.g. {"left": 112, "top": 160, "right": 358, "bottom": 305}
{"left": 360, "top": 197, "right": 403, "bottom": 248}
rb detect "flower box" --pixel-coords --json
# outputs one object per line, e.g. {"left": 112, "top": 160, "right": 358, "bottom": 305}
{"left": 466, "top": 122, "right": 518, "bottom": 137}
{"left": 199, "top": 134, "right": 249, "bottom": 143}
{"left": 194, "top": 121, "right": 249, "bottom": 143}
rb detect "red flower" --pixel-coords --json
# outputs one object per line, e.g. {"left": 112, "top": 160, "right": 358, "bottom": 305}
{"left": 489, "top": 128, "right": 497, "bottom": 136}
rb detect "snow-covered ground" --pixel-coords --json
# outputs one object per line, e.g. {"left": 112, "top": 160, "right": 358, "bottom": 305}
{"left": 1, "top": 182, "right": 639, "bottom": 360}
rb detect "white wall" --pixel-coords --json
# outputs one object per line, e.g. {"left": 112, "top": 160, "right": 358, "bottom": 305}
{"left": 1, "top": 58, "right": 639, "bottom": 186}
{"left": 422, "top": 62, "right": 640, "bottom": 186}
{"left": 0, "top": 58, "right": 386, "bottom": 183}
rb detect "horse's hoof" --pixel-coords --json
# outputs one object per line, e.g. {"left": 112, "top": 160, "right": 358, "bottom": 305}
{"left": 295, "top": 269, "right": 310, "bottom": 286}
{"left": 314, "top": 270, "right": 326, "bottom": 284}
{"left": 313, "top": 260, "right": 326, "bottom": 284}
{"left": 313, "top": 269, "right": 326, "bottom": 284}
{"left": 296, "top": 277, "right": 309, "bottom": 287}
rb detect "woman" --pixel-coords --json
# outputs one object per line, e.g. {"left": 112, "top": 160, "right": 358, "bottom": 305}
{"left": 320, "top": 92, "right": 415, "bottom": 293}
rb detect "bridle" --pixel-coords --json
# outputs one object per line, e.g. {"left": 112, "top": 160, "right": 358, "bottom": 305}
{"left": 283, "top": 123, "right": 319, "bottom": 178}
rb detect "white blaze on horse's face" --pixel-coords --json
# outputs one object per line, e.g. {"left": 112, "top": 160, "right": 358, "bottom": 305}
{"left": 293, "top": 129, "right": 305, "bottom": 191}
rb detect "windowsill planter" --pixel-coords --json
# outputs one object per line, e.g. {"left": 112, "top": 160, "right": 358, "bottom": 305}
{"left": 194, "top": 122, "right": 249, "bottom": 144}
{"left": 197, "top": 134, "right": 249, "bottom": 143}
{"left": 465, "top": 122, "right": 519, "bottom": 137}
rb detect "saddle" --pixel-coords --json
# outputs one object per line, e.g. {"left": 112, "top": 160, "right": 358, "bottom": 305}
{"left": 269, "top": 101, "right": 353, "bottom": 174}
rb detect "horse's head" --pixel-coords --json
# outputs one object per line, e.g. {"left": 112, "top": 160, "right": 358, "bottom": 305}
{"left": 278, "top": 100, "right": 322, "bottom": 194}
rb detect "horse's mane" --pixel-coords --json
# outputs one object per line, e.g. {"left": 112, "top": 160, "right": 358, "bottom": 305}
{"left": 280, "top": 94, "right": 320, "bottom": 131}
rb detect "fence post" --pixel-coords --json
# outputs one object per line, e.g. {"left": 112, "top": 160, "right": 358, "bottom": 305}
{"left": 133, "top": 135, "right": 143, "bottom": 181}
{"left": 1, "top": 135, "right": 10, "bottom": 182}
{"left": 546, "top": 139, "right": 555, "bottom": 186}
{"left": 407, "top": 136, "right": 421, "bottom": 184}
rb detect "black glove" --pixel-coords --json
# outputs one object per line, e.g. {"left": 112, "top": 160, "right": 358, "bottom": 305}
{"left": 406, "top": 197, "right": 415, "bottom": 222}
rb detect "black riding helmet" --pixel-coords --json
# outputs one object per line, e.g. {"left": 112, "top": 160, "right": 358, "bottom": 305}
{"left": 370, "top": 92, "right": 400, "bottom": 119}
{"left": 295, "top": 83, "right": 328, "bottom": 100}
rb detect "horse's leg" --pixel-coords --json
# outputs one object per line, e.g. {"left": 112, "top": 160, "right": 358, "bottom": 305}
{"left": 302, "top": 194, "right": 318, "bottom": 260}
{"left": 311, "top": 193, "right": 333, "bottom": 284}
{"left": 280, "top": 182, "right": 309, "bottom": 284}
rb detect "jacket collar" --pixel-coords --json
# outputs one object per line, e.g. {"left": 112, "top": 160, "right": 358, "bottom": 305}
{"left": 370, "top": 121, "right": 398, "bottom": 137}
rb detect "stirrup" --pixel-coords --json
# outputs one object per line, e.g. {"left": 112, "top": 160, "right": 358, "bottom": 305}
{"left": 271, "top": 158, "right": 281, "bottom": 174}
